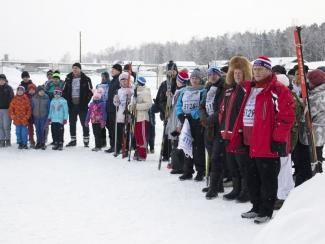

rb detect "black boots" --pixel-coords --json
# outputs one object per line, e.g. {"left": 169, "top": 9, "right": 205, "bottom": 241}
{"left": 223, "top": 177, "right": 241, "bottom": 200}
{"left": 66, "top": 140, "right": 76, "bottom": 147}
{"left": 236, "top": 178, "right": 250, "bottom": 203}
{"left": 205, "top": 171, "right": 223, "bottom": 200}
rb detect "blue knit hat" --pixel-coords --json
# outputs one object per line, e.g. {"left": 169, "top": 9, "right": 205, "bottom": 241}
{"left": 137, "top": 76, "right": 146, "bottom": 86}
{"left": 208, "top": 66, "right": 222, "bottom": 76}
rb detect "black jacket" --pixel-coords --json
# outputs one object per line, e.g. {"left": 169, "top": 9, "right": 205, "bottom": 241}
{"left": 20, "top": 80, "right": 34, "bottom": 93}
{"left": 0, "top": 84, "right": 14, "bottom": 109}
{"left": 154, "top": 78, "right": 177, "bottom": 120}
{"left": 107, "top": 74, "right": 121, "bottom": 114}
{"left": 63, "top": 72, "right": 93, "bottom": 111}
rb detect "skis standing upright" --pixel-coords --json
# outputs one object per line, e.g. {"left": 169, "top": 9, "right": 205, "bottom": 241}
{"left": 121, "top": 63, "right": 132, "bottom": 158}
{"left": 158, "top": 63, "right": 174, "bottom": 170}
{"left": 294, "top": 26, "right": 322, "bottom": 174}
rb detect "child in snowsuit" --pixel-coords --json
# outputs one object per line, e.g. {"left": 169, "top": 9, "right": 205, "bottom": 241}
{"left": 9, "top": 86, "right": 32, "bottom": 149}
{"left": 48, "top": 87, "right": 68, "bottom": 150}
{"left": 27, "top": 83, "right": 37, "bottom": 147}
{"left": 32, "top": 86, "right": 50, "bottom": 149}
{"left": 113, "top": 72, "right": 134, "bottom": 156}
{"left": 129, "top": 76, "right": 152, "bottom": 161}
{"left": 85, "top": 88, "right": 107, "bottom": 151}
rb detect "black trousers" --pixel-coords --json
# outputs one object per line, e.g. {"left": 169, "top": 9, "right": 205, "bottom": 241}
{"left": 92, "top": 123, "right": 103, "bottom": 148}
{"left": 247, "top": 156, "right": 280, "bottom": 217}
{"left": 51, "top": 122, "right": 64, "bottom": 144}
{"left": 226, "top": 150, "right": 250, "bottom": 180}
{"left": 171, "top": 140, "right": 184, "bottom": 170}
{"left": 107, "top": 112, "right": 116, "bottom": 149}
{"left": 183, "top": 119, "right": 205, "bottom": 174}
{"left": 210, "top": 138, "right": 226, "bottom": 174}
{"left": 68, "top": 104, "right": 89, "bottom": 140}
{"left": 101, "top": 127, "right": 108, "bottom": 146}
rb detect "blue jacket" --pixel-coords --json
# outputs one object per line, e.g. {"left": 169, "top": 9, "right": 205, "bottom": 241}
{"left": 48, "top": 97, "right": 68, "bottom": 124}
{"left": 176, "top": 85, "right": 206, "bottom": 120}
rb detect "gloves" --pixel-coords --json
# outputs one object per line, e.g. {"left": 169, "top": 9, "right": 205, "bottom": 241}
{"left": 271, "top": 141, "right": 287, "bottom": 157}
{"left": 113, "top": 95, "right": 120, "bottom": 107}
{"left": 178, "top": 114, "right": 185, "bottom": 124}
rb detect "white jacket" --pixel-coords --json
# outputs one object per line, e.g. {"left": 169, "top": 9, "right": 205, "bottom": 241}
{"left": 131, "top": 85, "right": 152, "bottom": 122}
{"left": 114, "top": 87, "right": 134, "bottom": 123}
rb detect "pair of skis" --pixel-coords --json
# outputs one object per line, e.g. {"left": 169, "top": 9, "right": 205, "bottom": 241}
{"left": 158, "top": 64, "right": 174, "bottom": 170}
{"left": 294, "top": 27, "right": 322, "bottom": 174}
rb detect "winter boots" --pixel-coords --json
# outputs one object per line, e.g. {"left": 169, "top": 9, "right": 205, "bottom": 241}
{"left": 53, "top": 143, "right": 63, "bottom": 150}
{"left": 241, "top": 209, "right": 258, "bottom": 219}
{"left": 223, "top": 177, "right": 241, "bottom": 200}
{"left": 179, "top": 173, "right": 193, "bottom": 181}
{"left": 66, "top": 140, "right": 76, "bottom": 147}
{"left": 5, "top": 140, "right": 11, "bottom": 147}
{"left": 205, "top": 171, "right": 223, "bottom": 200}
{"left": 236, "top": 178, "right": 250, "bottom": 203}
{"left": 0, "top": 140, "right": 5, "bottom": 148}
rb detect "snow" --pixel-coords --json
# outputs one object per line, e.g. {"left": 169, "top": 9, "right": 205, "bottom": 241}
{"left": 0, "top": 67, "right": 324, "bottom": 243}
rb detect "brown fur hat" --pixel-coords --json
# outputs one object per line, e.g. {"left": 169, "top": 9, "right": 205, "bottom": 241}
{"left": 226, "top": 56, "right": 252, "bottom": 85}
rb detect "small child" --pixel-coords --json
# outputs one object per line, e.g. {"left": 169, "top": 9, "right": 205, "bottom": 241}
{"left": 9, "top": 86, "right": 32, "bottom": 149}
{"left": 129, "top": 76, "right": 152, "bottom": 161}
{"left": 113, "top": 72, "right": 134, "bottom": 156}
{"left": 27, "top": 83, "right": 37, "bottom": 147}
{"left": 32, "top": 86, "right": 50, "bottom": 149}
{"left": 85, "top": 88, "right": 107, "bottom": 151}
{"left": 48, "top": 87, "right": 68, "bottom": 150}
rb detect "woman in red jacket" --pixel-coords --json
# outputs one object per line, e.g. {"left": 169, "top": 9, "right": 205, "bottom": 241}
{"left": 228, "top": 56, "right": 295, "bottom": 224}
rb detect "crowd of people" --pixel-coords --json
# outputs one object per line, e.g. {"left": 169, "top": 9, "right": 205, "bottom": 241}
{"left": 0, "top": 56, "right": 324, "bottom": 224}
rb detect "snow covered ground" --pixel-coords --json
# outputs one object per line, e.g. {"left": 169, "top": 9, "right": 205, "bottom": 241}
{"left": 0, "top": 67, "right": 324, "bottom": 243}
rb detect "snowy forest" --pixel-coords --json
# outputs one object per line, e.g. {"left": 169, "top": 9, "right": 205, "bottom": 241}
{"left": 82, "top": 22, "right": 325, "bottom": 64}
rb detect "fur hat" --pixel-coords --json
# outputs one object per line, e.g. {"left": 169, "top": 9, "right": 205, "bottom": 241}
{"left": 92, "top": 87, "right": 104, "bottom": 100}
{"left": 226, "top": 56, "right": 252, "bottom": 84}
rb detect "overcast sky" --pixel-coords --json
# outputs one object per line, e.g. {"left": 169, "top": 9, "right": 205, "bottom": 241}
{"left": 1, "top": 0, "right": 324, "bottom": 62}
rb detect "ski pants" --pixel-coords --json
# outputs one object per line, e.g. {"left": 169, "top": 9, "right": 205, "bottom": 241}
{"left": 183, "top": 118, "right": 205, "bottom": 174}
{"left": 51, "top": 122, "right": 64, "bottom": 144}
{"left": 0, "top": 109, "right": 11, "bottom": 140}
{"left": 16, "top": 125, "right": 28, "bottom": 145}
{"left": 92, "top": 123, "right": 103, "bottom": 148}
{"left": 134, "top": 120, "right": 149, "bottom": 160}
{"left": 68, "top": 104, "right": 89, "bottom": 142}
{"left": 34, "top": 117, "right": 48, "bottom": 144}
{"left": 247, "top": 156, "right": 280, "bottom": 217}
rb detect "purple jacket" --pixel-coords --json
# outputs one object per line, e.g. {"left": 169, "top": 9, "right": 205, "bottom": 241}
{"left": 85, "top": 100, "right": 107, "bottom": 128}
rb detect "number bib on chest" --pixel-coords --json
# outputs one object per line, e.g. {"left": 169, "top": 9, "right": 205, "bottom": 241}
{"left": 182, "top": 90, "right": 201, "bottom": 114}
{"left": 243, "top": 88, "right": 263, "bottom": 126}
{"left": 205, "top": 86, "right": 218, "bottom": 116}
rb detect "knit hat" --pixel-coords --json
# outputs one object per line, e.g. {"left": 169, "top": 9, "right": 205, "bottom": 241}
{"left": 52, "top": 72, "right": 61, "bottom": 80}
{"left": 53, "top": 87, "right": 62, "bottom": 95}
{"left": 317, "top": 66, "right": 325, "bottom": 73}
{"left": 137, "top": 76, "right": 146, "bottom": 86}
{"left": 28, "top": 83, "right": 37, "bottom": 91}
{"left": 17, "top": 85, "right": 25, "bottom": 92}
{"left": 101, "top": 71, "right": 110, "bottom": 80}
{"left": 167, "top": 60, "right": 178, "bottom": 71}
{"left": 276, "top": 74, "right": 290, "bottom": 87}
{"left": 21, "top": 71, "right": 30, "bottom": 78}
{"left": 36, "top": 85, "right": 45, "bottom": 93}
{"left": 72, "top": 63, "right": 82, "bottom": 70}
{"left": 0, "top": 74, "right": 7, "bottom": 81}
{"left": 307, "top": 69, "right": 325, "bottom": 89}
{"left": 112, "top": 64, "right": 123, "bottom": 73}
{"left": 253, "top": 56, "right": 272, "bottom": 70}
{"left": 119, "top": 72, "right": 129, "bottom": 81}
{"left": 177, "top": 70, "right": 189, "bottom": 84}
{"left": 190, "top": 68, "right": 202, "bottom": 80}
{"left": 272, "top": 65, "right": 287, "bottom": 75}
{"left": 208, "top": 66, "right": 222, "bottom": 76}
{"left": 92, "top": 88, "right": 104, "bottom": 100}
{"left": 47, "top": 70, "right": 53, "bottom": 76}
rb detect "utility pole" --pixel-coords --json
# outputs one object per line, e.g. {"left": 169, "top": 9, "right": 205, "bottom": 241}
{"left": 79, "top": 31, "right": 82, "bottom": 63}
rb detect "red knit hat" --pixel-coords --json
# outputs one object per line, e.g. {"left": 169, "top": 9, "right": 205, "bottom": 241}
{"left": 177, "top": 70, "right": 189, "bottom": 84}
{"left": 307, "top": 69, "right": 325, "bottom": 89}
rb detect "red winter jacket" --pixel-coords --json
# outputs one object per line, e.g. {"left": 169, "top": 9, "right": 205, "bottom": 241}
{"left": 227, "top": 74, "right": 295, "bottom": 158}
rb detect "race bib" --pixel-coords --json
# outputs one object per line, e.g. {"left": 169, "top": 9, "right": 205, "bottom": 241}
{"left": 243, "top": 88, "right": 263, "bottom": 126}
{"left": 205, "top": 86, "right": 218, "bottom": 116}
{"left": 182, "top": 90, "right": 200, "bottom": 114}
